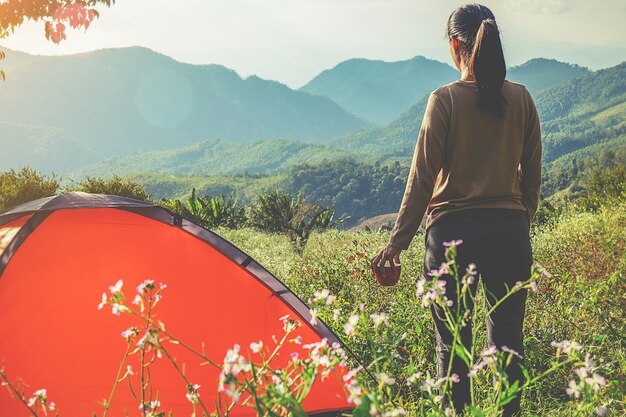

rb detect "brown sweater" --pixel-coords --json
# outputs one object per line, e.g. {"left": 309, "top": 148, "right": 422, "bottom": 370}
{"left": 388, "top": 79, "right": 542, "bottom": 250}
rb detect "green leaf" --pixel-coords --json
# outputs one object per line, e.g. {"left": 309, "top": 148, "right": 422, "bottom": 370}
{"left": 468, "top": 405, "right": 486, "bottom": 417}
{"left": 351, "top": 395, "right": 372, "bottom": 417}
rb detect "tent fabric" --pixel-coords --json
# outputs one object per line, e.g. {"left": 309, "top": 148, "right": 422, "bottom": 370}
{"left": 0, "top": 193, "right": 352, "bottom": 417}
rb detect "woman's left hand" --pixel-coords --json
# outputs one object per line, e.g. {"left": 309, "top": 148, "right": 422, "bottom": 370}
{"left": 371, "top": 244, "right": 402, "bottom": 278}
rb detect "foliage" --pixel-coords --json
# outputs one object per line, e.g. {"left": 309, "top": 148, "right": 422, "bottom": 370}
{"left": 0, "top": 167, "right": 58, "bottom": 211}
{"left": 0, "top": 1, "right": 115, "bottom": 43}
{"left": 67, "top": 175, "right": 151, "bottom": 202}
{"left": 179, "top": 188, "right": 247, "bottom": 229}
{"left": 218, "top": 200, "right": 626, "bottom": 416}
{"left": 576, "top": 164, "right": 626, "bottom": 211}
{"left": 247, "top": 190, "right": 342, "bottom": 250}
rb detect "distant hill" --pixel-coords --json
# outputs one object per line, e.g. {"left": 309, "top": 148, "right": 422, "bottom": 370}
{"left": 507, "top": 58, "right": 589, "bottom": 94}
{"left": 79, "top": 138, "right": 368, "bottom": 177}
{"left": 333, "top": 61, "right": 625, "bottom": 166}
{"left": 0, "top": 46, "right": 368, "bottom": 171}
{"left": 300, "top": 56, "right": 458, "bottom": 125}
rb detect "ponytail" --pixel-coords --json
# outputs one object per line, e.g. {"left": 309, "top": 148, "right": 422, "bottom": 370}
{"left": 470, "top": 19, "right": 506, "bottom": 117}
{"left": 446, "top": 4, "right": 507, "bottom": 118}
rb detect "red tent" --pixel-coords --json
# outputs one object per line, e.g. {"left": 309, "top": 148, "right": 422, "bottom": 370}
{"left": 0, "top": 192, "right": 351, "bottom": 416}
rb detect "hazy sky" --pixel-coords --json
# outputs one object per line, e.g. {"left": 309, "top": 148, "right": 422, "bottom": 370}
{"left": 1, "top": 0, "right": 625, "bottom": 88}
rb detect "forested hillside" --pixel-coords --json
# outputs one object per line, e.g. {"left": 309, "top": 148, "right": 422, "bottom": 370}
{"left": 0, "top": 46, "right": 368, "bottom": 172}
{"left": 299, "top": 56, "right": 458, "bottom": 124}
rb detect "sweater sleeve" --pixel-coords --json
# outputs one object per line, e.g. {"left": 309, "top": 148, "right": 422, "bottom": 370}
{"left": 388, "top": 93, "right": 449, "bottom": 250}
{"left": 519, "top": 87, "right": 542, "bottom": 222}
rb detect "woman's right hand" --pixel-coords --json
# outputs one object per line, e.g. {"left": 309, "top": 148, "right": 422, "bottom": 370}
{"left": 370, "top": 244, "right": 401, "bottom": 279}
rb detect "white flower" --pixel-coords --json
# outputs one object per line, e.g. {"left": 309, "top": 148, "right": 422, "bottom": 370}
{"left": 595, "top": 405, "right": 608, "bottom": 417}
{"left": 313, "top": 289, "right": 330, "bottom": 302}
{"left": 466, "top": 263, "right": 477, "bottom": 276}
{"left": 502, "top": 345, "right": 523, "bottom": 359}
{"left": 292, "top": 335, "right": 303, "bottom": 345}
{"left": 309, "top": 308, "right": 318, "bottom": 326}
{"left": 370, "top": 312, "right": 389, "bottom": 328}
{"left": 111, "top": 303, "right": 127, "bottom": 317}
{"left": 224, "top": 382, "right": 241, "bottom": 403}
{"left": 566, "top": 379, "right": 583, "bottom": 398}
{"left": 98, "top": 293, "right": 107, "bottom": 310}
{"left": 186, "top": 383, "right": 201, "bottom": 404}
{"left": 551, "top": 340, "right": 582, "bottom": 356}
{"left": 406, "top": 371, "right": 422, "bottom": 385}
{"left": 376, "top": 372, "right": 395, "bottom": 386}
{"left": 109, "top": 279, "right": 123, "bottom": 294}
{"left": 383, "top": 409, "right": 407, "bottom": 417}
{"left": 443, "top": 239, "right": 463, "bottom": 247}
{"left": 529, "top": 281, "right": 539, "bottom": 293}
{"left": 121, "top": 327, "right": 138, "bottom": 339}
{"left": 585, "top": 373, "right": 607, "bottom": 392}
{"left": 250, "top": 341, "right": 263, "bottom": 354}
{"left": 126, "top": 365, "right": 134, "bottom": 376}
{"left": 132, "top": 294, "right": 142, "bottom": 305}
{"left": 136, "top": 279, "right": 155, "bottom": 294}
{"left": 48, "top": 402, "right": 55, "bottom": 411}
{"left": 344, "top": 315, "right": 359, "bottom": 337}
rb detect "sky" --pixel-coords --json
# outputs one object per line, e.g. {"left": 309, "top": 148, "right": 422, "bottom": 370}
{"left": 1, "top": 0, "right": 625, "bottom": 88}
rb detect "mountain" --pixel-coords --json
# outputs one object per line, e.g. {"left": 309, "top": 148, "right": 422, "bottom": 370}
{"left": 333, "top": 61, "right": 625, "bottom": 166}
{"left": 299, "top": 56, "right": 458, "bottom": 125}
{"left": 79, "top": 138, "right": 368, "bottom": 177}
{"left": 507, "top": 58, "right": 590, "bottom": 94}
{"left": 0, "top": 46, "right": 368, "bottom": 172}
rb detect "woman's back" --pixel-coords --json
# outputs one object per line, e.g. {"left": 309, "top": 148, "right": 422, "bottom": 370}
{"left": 427, "top": 79, "right": 541, "bottom": 225}
{"left": 387, "top": 79, "right": 541, "bottom": 250}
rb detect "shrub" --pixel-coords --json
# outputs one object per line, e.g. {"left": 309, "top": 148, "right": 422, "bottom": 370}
{"left": 0, "top": 167, "right": 59, "bottom": 212}
{"left": 67, "top": 175, "right": 151, "bottom": 202}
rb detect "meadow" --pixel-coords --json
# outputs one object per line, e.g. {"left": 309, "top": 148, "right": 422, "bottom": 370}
{"left": 213, "top": 201, "right": 626, "bottom": 416}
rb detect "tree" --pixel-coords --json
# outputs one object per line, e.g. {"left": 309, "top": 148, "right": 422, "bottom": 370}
{"left": 68, "top": 175, "right": 151, "bottom": 202}
{"left": 0, "top": 167, "right": 59, "bottom": 211}
{"left": 0, "top": 0, "right": 117, "bottom": 79}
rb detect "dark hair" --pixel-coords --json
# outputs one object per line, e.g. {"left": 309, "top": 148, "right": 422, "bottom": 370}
{"left": 446, "top": 4, "right": 507, "bottom": 117}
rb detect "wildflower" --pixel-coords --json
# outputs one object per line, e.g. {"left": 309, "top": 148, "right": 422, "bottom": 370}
{"left": 376, "top": 372, "right": 395, "bottom": 386}
{"left": 344, "top": 315, "right": 359, "bottom": 337}
{"left": 313, "top": 289, "right": 331, "bottom": 302}
{"left": 529, "top": 281, "right": 539, "bottom": 293}
{"left": 326, "top": 294, "right": 337, "bottom": 305}
{"left": 502, "top": 346, "right": 523, "bottom": 359}
{"left": 383, "top": 409, "right": 407, "bottom": 417}
{"left": 466, "top": 263, "right": 477, "bottom": 276}
{"left": 27, "top": 388, "right": 47, "bottom": 407}
{"left": 416, "top": 277, "right": 427, "bottom": 296}
{"left": 132, "top": 294, "right": 142, "bottom": 305}
{"left": 249, "top": 341, "right": 263, "bottom": 354}
{"left": 111, "top": 303, "right": 128, "bottom": 317}
{"left": 342, "top": 366, "right": 363, "bottom": 383}
{"left": 551, "top": 340, "right": 582, "bottom": 356}
{"left": 421, "top": 280, "right": 447, "bottom": 307}
{"left": 370, "top": 312, "right": 389, "bottom": 327}
{"left": 98, "top": 293, "right": 107, "bottom": 310}
{"left": 48, "top": 402, "right": 55, "bottom": 411}
{"left": 345, "top": 378, "right": 363, "bottom": 405}
{"left": 585, "top": 373, "right": 607, "bottom": 392}
{"left": 535, "top": 262, "right": 553, "bottom": 279}
{"left": 186, "top": 383, "right": 201, "bottom": 404}
{"left": 224, "top": 381, "right": 241, "bottom": 403}
{"left": 120, "top": 327, "right": 138, "bottom": 340}
{"left": 481, "top": 345, "right": 497, "bottom": 358}
{"left": 406, "top": 371, "right": 422, "bottom": 385}
{"left": 126, "top": 365, "right": 134, "bottom": 376}
{"left": 292, "top": 335, "right": 303, "bottom": 345}
{"left": 290, "top": 352, "right": 299, "bottom": 361}
{"left": 109, "top": 279, "right": 123, "bottom": 294}
{"left": 138, "top": 400, "right": 160, "bottom": 410}
{"left": 449, "top": 373, "right": 460, "bottom": 383}
{"left": 566, "top": 379, "right": 583, "bottom": 398}
{"left": 136, "top": 279, "right": 154, "bottom": 294}
{"left": 443, "top": 239, "right": 463, "bottom": 247}
{"left": 595, "top": 405, "right": 608, "bottom": 417}
{"left": 332, "top": 309, "right": 341, "bottom": 323}
{"left": 309, "top": 308, "right": 319, "bottom": 325}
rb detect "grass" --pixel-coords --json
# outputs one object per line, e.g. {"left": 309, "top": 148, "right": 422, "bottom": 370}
{"left": 218, "top": 202, "right": 626, "bottom": 416}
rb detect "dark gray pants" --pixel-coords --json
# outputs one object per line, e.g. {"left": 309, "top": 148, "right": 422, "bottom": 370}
{"left": 424, "top": 208, "right": 532, "bottom": 417}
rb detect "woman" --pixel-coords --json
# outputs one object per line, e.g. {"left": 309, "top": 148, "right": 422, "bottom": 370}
{"left": 371, "top": 4, "right": 541, "bottom": 416}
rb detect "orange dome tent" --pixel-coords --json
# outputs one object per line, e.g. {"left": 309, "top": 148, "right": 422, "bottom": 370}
{"left": 0, "top": 192, "right": 352, "bottom": 417}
